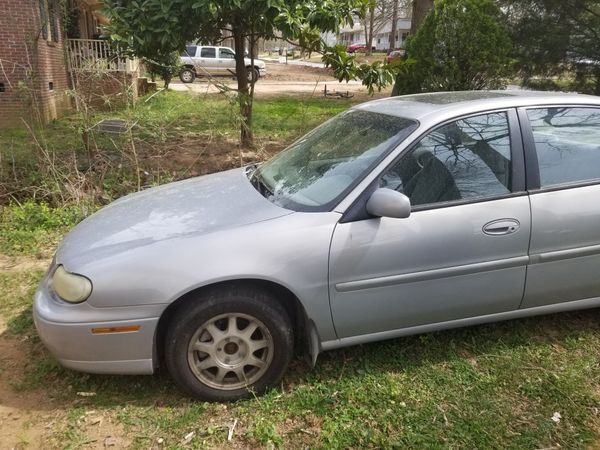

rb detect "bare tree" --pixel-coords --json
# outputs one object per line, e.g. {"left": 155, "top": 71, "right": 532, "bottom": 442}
{"left": 362, "top": 0, "right": 411, "bottom": 54}
{"left": 390, "top": 0, "right": 400, "bottom": 49}
{"left": 362, "top": 0, "right": 395, "bottom": 55}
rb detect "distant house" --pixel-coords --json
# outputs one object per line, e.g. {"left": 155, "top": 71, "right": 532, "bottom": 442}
{"left": 337, "top": 16, "right": 412, "bottom": 51}
{"left": 337, "top": 22, "right": 364, "bottom": 49}
{"left": 373, "top": 19, "right": 412, "bottom": 51}
{"left": 0, "top": 0, "right": 139, "bottom": 129}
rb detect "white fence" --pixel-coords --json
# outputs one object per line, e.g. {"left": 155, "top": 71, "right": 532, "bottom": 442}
{"left": 67, "top": 39, "right": 138, "bottom": 73}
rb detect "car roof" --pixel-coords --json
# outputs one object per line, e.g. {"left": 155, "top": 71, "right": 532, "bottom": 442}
{"left": 355, "top": 90, "right": 600, "bottom": 124}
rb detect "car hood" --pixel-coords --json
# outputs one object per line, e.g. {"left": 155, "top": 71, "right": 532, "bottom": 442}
{"left": 56, "top": 168, "right": 292, "bottom": 265}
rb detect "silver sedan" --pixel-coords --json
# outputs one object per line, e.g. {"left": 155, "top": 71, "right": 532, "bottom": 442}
{"left": 34, "top": 91, "right": 600, "bottom": 401}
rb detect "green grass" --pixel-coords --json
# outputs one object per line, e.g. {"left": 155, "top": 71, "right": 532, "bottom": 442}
{"left": 0, "top": 201, "right": 89, "bottom": 257}
{"left": 130, "top": 91, "right": 350, "bottom": 141}
{"left": 0, "top": 270, "right": 43, "bottom": 335}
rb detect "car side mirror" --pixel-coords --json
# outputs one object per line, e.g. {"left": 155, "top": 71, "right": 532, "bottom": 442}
{"left": 366, "top": 188, "right": 411, "bottom": 219}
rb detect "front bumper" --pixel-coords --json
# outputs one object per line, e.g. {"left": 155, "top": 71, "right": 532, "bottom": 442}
{"left": 33, "top": 276, "right": 165, "bottom": 375}
{"left": 259, "top": 68, "right": 267, "bottom": 77}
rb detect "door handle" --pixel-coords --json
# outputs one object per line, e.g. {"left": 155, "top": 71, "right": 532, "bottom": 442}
{"left": 483, "top": 219, "right": 520, "bottom": 236}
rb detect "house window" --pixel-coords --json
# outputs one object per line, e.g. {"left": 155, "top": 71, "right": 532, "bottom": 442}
{"left": 39, "top": 0, "right": 60, "bottom": 43}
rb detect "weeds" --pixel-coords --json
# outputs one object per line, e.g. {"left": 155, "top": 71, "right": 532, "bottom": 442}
{"left": 0, "top": 201, "right": 89, "bottom": 256}
{"left": 0, "top": 92, "right": 352, "bottom": 208}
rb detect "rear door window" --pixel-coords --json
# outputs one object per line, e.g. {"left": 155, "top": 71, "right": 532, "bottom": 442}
{"left": 200, "top": 47, "right": 216, "bottom": 58}
{"left": 527, "top": 107, "right": 600, "bottom": 187}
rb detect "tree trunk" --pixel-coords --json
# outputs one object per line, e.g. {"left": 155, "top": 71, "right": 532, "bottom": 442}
{"left": 410, "top": 0, "right": 434, "bottom": 35}
{"left": 366, "top": 5, "right": 375, "bottom": 56}
{"left": 232, "top": 26, "right": 253, "bottom": 147}
{"left": 390, "top": 0, "right": 399, "bottom": 50}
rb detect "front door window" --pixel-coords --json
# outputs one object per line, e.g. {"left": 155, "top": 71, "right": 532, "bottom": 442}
{"left": 219, "top": 48, "right": 235, "bottom": 59}
{"left": 381, "top": 112, "right": 513, "bottom": 207}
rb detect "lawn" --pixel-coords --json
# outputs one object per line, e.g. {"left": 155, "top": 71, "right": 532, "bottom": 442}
{"left": 1, "top": 91, "right": 600, "bottom": 449}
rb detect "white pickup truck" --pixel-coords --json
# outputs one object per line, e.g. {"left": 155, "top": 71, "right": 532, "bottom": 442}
{"left": 179, "top": 45, "right": 267, "bottom": 83}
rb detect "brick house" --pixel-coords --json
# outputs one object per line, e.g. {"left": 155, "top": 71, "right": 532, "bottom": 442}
{"left": 0, "top": 0, "right": 71, "bottom": 127}
{"left": 0, "top": 0, "right": 139, "bottom": 129}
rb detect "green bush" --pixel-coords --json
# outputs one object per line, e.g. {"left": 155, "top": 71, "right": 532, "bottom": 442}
{"left": 144, "top": 52, "right": 181, "bottom": 89}
{"left": 0, "top": 201, "right": 90, "bottom": 256}
{"left": 393, "top": 0, "right": 513, "bottom": 95}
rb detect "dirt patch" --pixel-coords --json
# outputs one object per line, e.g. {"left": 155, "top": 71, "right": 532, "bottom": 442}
{"left": 0, "top": 317, "right": 56, "bottom": 448}
{"left": 133, "top": 135, "right": 285, "bottom": 183}
{"left": 0, "top": 254, "right": 50, "bottom": 274}
{"left": 263, "top": 63, "right": 335, "bottom": 82}
{"left": 0, "top": 319, "right": 130, "bottom": 449}
{"left": 170, "top": 61, "right": 372, "bottom": 97}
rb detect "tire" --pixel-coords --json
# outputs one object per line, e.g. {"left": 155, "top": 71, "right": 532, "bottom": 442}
{"left": 246, "top": 66, "right": 260, "bottom": 83}
{"left": 179, "top": 68, "right": 196, "bottom": 83}
{"left": 164, "top": 286, "right": 293, "bottom": 401}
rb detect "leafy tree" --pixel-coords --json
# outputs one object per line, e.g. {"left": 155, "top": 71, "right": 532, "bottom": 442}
{"left": 144, "top": 52, "right": 181, "bottom": 89}
{"left": 104, "top": 0, "right": 364, "bottom": 146}
{"left": 393, "top": 0, "right": 512, "bottom": 94}
{"left": 499, "top": 0, "right": 600, "bottom": 94}
{"left": 323, "top": 44, "right": 395, "bottom": 93}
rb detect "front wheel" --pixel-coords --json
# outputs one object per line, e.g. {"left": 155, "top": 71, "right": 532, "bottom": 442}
{"left": 164, "top": 287, "right": 293, "bottom": 401}
{"left": 179, "top": 68, "right": 196, "bottom": 83}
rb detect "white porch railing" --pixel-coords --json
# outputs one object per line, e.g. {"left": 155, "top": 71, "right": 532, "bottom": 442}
{"left": 67, "top": 39, "right": 139, "bottom": 73}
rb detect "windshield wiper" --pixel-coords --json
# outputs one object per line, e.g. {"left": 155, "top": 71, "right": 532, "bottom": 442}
{"left": 249, "top": 169, "right": 273, "bottom": 198}
{"left": 245, "top": 163, "right": 259, "bottom": 177}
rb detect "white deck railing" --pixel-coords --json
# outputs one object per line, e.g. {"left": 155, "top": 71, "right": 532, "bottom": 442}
{"left": 67, "top": 39, "right": 139, "bottom": 73}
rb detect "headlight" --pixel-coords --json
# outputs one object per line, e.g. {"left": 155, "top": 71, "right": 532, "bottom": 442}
{"left": 51, "top": 265, "right": 92, "bottom": 303}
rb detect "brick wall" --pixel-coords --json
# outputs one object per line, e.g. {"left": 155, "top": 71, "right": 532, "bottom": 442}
{"left": 0, "top": 0, "right": 71, "bottom": 128}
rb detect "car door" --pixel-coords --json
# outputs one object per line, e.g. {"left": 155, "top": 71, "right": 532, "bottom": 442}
{"left": 519, "top": 105, "right": 600, "bottom": 308}
{"left": 196, "top": 47, "right": 218, "bottom": 75}
{"left": 218, "top": 47, "right": 237, "bottom": 74}
{"left": 329, "top": 110, "right": 531, "bottom": 338}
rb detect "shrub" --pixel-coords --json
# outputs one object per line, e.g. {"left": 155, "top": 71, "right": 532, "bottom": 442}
{"left": 144, "top": 52, "right": 181, "bottom": 89}
{"left": 393, "top": 0, "right": 513, "bottom": 95}
{"left": 0, "top": 201, "right": 90, "bottom": 256}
